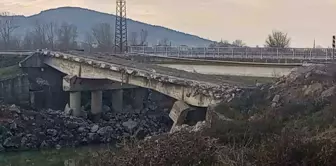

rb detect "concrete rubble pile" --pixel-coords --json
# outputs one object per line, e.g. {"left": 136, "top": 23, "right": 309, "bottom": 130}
{"left": 0, "top": 99, "right": 172, "bottom": 152}
{"left": 185, "top": 64, "right": 336, "bottom": 128}
{"left": 268, "top": 64, "right": 336, "bottom": 107}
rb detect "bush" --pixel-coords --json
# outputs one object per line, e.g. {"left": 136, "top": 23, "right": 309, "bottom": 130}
{"left": 252, "top": 134, "right": 336, "bottom": 166}
{"left": 80, "top": 132, "right": 218, "bottom": 166}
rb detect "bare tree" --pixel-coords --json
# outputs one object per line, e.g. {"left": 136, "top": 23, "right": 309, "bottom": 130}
{"left": 46, "top": 22, "right": 57, "bottom": 50}
{"left": 56, "top": 22, "right": 78, "bottom": 51}
{"left": 91, "top": 23, "right": 114, "bottom": 51}
{"left": 209, "top": 40, "right": 231, "bottom": 48}
{"left": 265, "top": 30, "right": 291, "bottom": 48}
{"left": 222, "top": 40, "right": 230, "bottom": 45}
{"left": 0, "top": 12, "right": 19, "bottom": 50}
{"left": 129, "top": 32, "right": 138, "bottom": 46}
{"left": 11, "top": 36, "right": 21, "bottom": 49}
{"left": 32, "top": 20, "right": 47, "bottom": 49}
{"left": 83, "top": 32, "right": 95, "bottom": 52}
{"left": 22, "top": 31, "right": 34, "bottom": 50}
{"left": 232, "top": 39, "right": 246, "bottom": 47}
{"left": 158, "top": 37, "right": 170, "bottom": 46}
{"left": 140, "top": 29, "right": 148, "bottom": 46}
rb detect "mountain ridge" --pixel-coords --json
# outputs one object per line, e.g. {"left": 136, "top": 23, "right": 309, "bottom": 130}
{"left": 8, "top": 7, "right": 213, "bottom": 46}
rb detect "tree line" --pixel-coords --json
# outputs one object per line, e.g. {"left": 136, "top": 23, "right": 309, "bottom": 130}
{"left": 210, "top": 30, "right": 291, "bottom": 48}
{"left": 0, "top": 12, "right": 80, "bottom": 51}
{"left": 0, "top": 12, "right": 153, "bottom": 52}
{"left": 0, "top": 12, "right": 292, "bottom": 51}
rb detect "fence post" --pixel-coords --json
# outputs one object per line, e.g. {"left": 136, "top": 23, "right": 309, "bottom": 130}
{"left": 129, "top": 46, "right": 132, "bottom": 53}
{"left": 231, "top": 48, "right": 234, "bottom": 59}
{"left": 260, "top": 48, "right": 263, "bottom": 59}
{"left": 217, "top": 47, "right": 219, "bottom": 58}
{"left": 326, "top": 49, "right": 328, "bottom": 61}
{"left": 177, "top": 47, "right": 180, "bottom": 57}
{"left": 204, "top": 47, "right": 206, "bottom": 58}
{"left": 292, "top": 49, "right": 295, "bottom": 60}
{"left": 277, "top": 48, "right": 279, "bottom": 60}
{"left": 165, "top": 46, "right": 168, "bottom": 56}
{"left": 245, "top": 47, "right": 248, "bottom": 59}
{"left": 190, "top": 48, "right": 192, "bottom": 58}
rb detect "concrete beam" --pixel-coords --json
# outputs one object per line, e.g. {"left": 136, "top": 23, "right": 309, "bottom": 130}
{"left": 63, "top": 75, "right": 137, "bottom": 92}
{"left": 19, "top": 53, "right": 46, "bottom": 68}
{"left": 45, "top": 57, "right": 218, "bottom": 107}
{"left": 169, "top": 101, "right": 191, "bottom": 132}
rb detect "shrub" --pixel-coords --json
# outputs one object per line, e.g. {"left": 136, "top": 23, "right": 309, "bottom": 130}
{"left": 80, "top": 132, "right": 218, "bottom": 166}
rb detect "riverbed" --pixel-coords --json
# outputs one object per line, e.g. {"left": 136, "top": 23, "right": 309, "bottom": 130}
{"left": 0, "top": 145, "right": 113, "bottom": 166}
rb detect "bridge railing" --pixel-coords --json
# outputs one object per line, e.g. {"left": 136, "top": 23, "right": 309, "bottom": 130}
{"left": 128, "top": 46, "right": 335, "bottom": 61}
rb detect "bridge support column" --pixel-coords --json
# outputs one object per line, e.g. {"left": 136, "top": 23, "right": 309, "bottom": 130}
{"left": 133, "top": 88, "right": 148, "bottom": 110}
{"left": 169, "top": 101, "right": 191, "bottom": 133}
{"left": 69, "top": 92, "right": 81, "bottom": 117}
{"left": 91, "top": 90, "right": 102, "bottom": 121}
{"left": 112, "top": 89, "right": 123, "bottom": 112}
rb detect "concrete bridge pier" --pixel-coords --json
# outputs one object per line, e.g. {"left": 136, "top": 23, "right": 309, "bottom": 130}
{"left": 69, "top": 91, "right": 81, "bottom": 117}
{"left": 132, "top": 88, "right": 148, "bottom": 110}
{"left": 91, "top": 90, "right": 102, "bottom": 121}
{"left": 111, "top": 89, "right": 123, "bottom": 112}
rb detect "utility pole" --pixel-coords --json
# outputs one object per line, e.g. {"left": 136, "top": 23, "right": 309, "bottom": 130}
{"left": 313, "top": 39, "right": 315, "bottom": 49}
{"left": 333, "top": 35, "right": 335, "bottom": 60}
{"left": 115, "top": 0, "right": 128, "bottom": 53}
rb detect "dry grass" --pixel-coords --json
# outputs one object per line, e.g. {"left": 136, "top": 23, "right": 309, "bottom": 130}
{"left": 79, "top": 132, "right": 218, "bottom": 166}
{"left": 79, "top": 97, "right": 336, "bottom": 166}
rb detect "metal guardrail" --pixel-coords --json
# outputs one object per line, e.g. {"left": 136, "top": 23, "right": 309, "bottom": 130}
{"left": 128, "top": 46, "right": 335, "bottom": 61}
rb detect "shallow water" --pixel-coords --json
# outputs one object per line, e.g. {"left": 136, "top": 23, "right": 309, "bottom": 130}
{"left": 0, "top": 145, "right": 113, "bottom": 166}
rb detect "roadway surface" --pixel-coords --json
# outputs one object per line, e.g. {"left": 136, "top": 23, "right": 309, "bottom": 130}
{"left": 65, "top": 51, "right": 248, "bottom": 86}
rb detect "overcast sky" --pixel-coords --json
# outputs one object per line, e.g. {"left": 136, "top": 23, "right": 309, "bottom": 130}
{"left": 1, "top": 0, "right": 335, "bottom": 47}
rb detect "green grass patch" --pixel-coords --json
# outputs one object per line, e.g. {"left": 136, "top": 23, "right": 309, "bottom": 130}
{"left": 0, "top": 65, "right": 23, "bottom": 80}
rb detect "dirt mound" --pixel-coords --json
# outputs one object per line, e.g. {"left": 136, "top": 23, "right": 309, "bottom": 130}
{"left": 212, "top": 64, "right": 336, "bottom": 121}
{"left": 273, "top": 64, "right": 336, "bottom": 103}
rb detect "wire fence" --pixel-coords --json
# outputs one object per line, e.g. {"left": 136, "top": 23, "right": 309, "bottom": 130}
{"left": 128, "top": 46, "right": 335, "bottom": 61}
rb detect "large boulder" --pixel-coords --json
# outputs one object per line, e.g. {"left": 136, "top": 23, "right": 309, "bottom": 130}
{"left": 90, "top": 125, "right": 99, "bottom": 133}
{"left": 122, "top": 120, "right": 138, "bottom": 131}
{"left": 303, "top": 83, "right": 323, "bottom": 96}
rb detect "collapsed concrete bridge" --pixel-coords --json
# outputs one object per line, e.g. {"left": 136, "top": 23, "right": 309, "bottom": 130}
{"left": 19, "top": 50, "right": 246, "bottom": 126}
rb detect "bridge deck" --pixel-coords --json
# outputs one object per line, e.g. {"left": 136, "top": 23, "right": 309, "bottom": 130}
{"left": 21, "top": 50, "right": 262, "bottom": 106}
{"left": 65, "top": 51, "right": 246, "bottom": 87}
